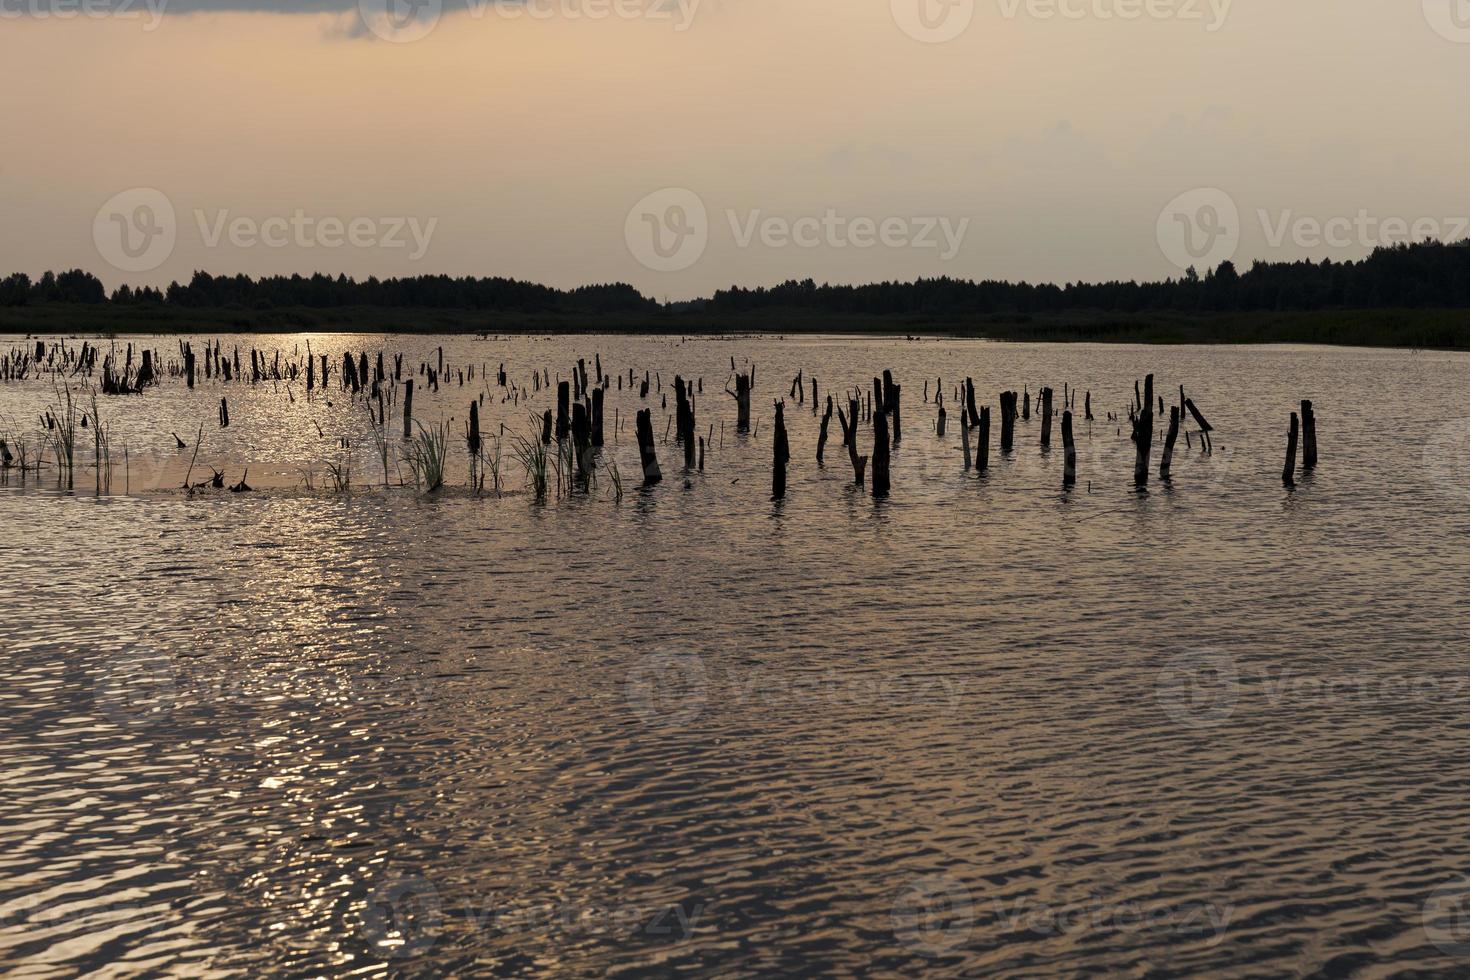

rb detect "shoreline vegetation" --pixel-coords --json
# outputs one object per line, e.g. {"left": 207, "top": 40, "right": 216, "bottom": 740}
{"left": 3, "top": 303, "right": 1469, "bottom": 348}
{"left": 5, "top": 239, "right": 1470, "bottom": 346}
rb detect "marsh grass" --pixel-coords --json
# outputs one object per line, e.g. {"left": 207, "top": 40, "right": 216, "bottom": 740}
{"left": 89, "top": 393, "right": 112, "bottom": 494}
{"left": 404, "top": 419, "right": 448, "bottom": 492}
{"left": 45, "top": 382, "right": 78, "bottom": 490}
{"left": 365, "top": 402, "right": 392, "bottom": 488}
{"left": 512, "top": 427, "right": 549, "bottom": 500}
{"left": 603, "top": 456, "right": 623, "bottom": 502}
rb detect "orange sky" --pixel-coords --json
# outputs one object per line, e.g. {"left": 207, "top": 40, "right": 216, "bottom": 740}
{"left": 3, "top": 0, "right": 1465, "bottom": 298}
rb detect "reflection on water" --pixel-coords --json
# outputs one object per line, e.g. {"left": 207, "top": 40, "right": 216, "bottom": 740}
{"left": 4, "top": 335, "right": 1470, "bottom": 976}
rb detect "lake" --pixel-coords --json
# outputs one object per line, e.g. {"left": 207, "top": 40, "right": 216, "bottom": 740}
{"left": 4, "top": 333, "right": 1470, "bottom": 976}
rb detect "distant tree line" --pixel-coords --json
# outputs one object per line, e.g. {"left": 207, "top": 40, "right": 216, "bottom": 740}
{"left": 4, "top": 240, "right": 1470, "bottom": 315}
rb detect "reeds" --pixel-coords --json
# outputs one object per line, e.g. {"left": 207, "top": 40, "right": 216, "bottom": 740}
{"left": 45, "top": 382, "right": 78, "bottom": 489}
{"left": 512, "top": 427, "right": 549, "bottom": 500}
{"left": 365, "top": 401, "right": 392, "bottom": 488}
{"left": 89, "top": 393, "right": 112, "bottom": 494}
{"left": 403, "top": 419, "right": 448, "bottom": 492}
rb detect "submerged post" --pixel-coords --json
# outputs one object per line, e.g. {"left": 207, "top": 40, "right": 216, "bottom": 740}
{"left": 636, "top": 408, "right": 662, "bottom": 486}
{"left": 1301, "top": 400, "right": 1317, "bottom": 469}
{"left": 871, "top": 409, "right": 891, "bottom": 498}
{"left": 772, "top": 401, "right": 790, "bottom": 499}
{"left": 1040, "top": 387, "right": 1053, "bottom": 448}
{"left": 402, "top": 379, "right": 414, "bottom": 440}
{"left": 1284, "top": 411, "right": 1299, "bottom": 488}
{"left": 1062, "top": 410, "right": 1076, "bottom": 488}
{"left": 1160, "top": 406, "right": 1180, "bottom": 481}
{"left": 978, "top": 406, "right": 990, "bottom": 472}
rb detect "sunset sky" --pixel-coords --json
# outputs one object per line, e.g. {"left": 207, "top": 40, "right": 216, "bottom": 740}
{"left": 4, "top": 0, "right": 1467, "bottom": 298}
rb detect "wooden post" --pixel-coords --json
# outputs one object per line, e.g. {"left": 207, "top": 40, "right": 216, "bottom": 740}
{"left": 1062, "top": 410, "right": 1076, "bottom": 488}
{"left": 636, "top": 409, "right": 662, "bottom": 486}
{"left": 871, "top": 409, "right": 891, "bottom": 498}
{"left": 541, "top": 409, "right": 553, "bottom": 444}
{"left": 592, "top": 388, "right": 605, "bottom": 447}
{"left": 556, "top": 381, "right": 570, "bottom": 441}
{"left": 978, "top": 406, "right": 990, "bottom": 472}
{"left": 965, "top": 378, "right": 979, "bottom": 429}
{"left": 1132, "top": 374, "right": 1154, "bottom": 487}
{"left": 772, "top": 401, "right": 790, "bottom": 498}
{"left": 936, "top": 394, "right": 947, "bottom": 438}
{"left": 1301, "top": 400, "right": 1317, "bottom": 469}
{"left": 1160, "top": 406, "right": 1180, "bottom": 481}
{"left": 1284, "top": 412, "right": 1299, "bottom": 488}
{"left": 837, "top": 398, "right": 867, "bottom": 486}
{"left": 817, "top": 395, "right": 833, "bottom": 463}
{"left": 883, "top": 370, "right": 901, "bottom": 445}
{"left": 734, "top": 373, "right": 752, "bottom": 432}
{"left": 1000, "top": 392, "right": 1016, "bottom": 453}
{"left": 572, "top": 402, "right": 592, "bottom": 484}
{"left": 961, "top": 406, "right": 972, "bottom": 470}
{"left": 1040, "top": 387, "right": 1053, "bottom": 447}
{"left": 402, "top": 379, "right": 414, "bottom": 439}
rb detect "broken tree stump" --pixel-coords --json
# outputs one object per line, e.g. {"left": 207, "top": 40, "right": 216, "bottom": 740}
{"left": 635, "top": 408, "right": 662, "bottom": 486}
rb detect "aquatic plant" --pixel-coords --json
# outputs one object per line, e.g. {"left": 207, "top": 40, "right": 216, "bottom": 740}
{"left": 45, "top": 382, "right": 78, "bottom": 490}
{"left": 403, "top": 419, "right": 448, "bottom": 492}
{"left": 603, "top": 456, "right": 623, "bottom": 502}
{"left": 511, "top": 429, "right": 549, "bottom": 500}
{"left": 365, "top": 401, "right": 392, "bottom": 488}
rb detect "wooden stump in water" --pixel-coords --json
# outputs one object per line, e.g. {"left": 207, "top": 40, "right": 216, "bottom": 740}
{"left": 556, "top": 382, "right": 570, "bottom": 441}
{"left": 772, "top": 401, "right": 790, "bottom": 499}
{"left": 965, "top": 378, "right": 979, "bottom": 428}
{"left": 978, "top": 406, "right": 991, "bottom": 472}
{"left": 402, "top": 379, "right": 414, "bottom": 439}
{"left": 1040, "top": 387, "right": 1053, "bottom": 448}
{"left": 541, "top": 409, "right": 553, "bottom": 445}
{"left": 817, "top": 395, "right": 833, "bottom": 463}
{"left": 883, "top": 371, "right": 901, "bottom": 444}
{"left": 871, "top": 410, "right": 891, "bottom": 498}
{"left": 1301, "top": 400, "right": 1317, "bottom": 469}
{"left": 1132, "top": 374, "right": 1154, "bottom": 487}
{"left": 1284, "top": 411, "right": 1299, "bottom": 488}
{"left": 592, "top": 388, "right": 606, "bottom": 447}
{"left": 636, "top": 409, "right": 662, "bottom": 486}
{"left": 837, "top": 398, "right": 867, "bottom": 486}
{"left": 936, "top": 395, "right": 947, "bottom": 438}
{"left": 733, "top": 372, "right": 752, "bottom": 432}
{"left": 961, "top": 407, "right": 972, "bottom": 469}
{"left": 218, "top": 398, "right": 229, "bottom": 429}
{"left": 1000, "top": 391, "right": 1016, "bottom": 453}
{"left": 572, "top": 402, "right": 592, "bottom": 484}
{"left": 1160, "top": 406, "right": 1180, "bottom": 481}
{"left": 1062, "top": 410, "right": 1076, "bottom": 488}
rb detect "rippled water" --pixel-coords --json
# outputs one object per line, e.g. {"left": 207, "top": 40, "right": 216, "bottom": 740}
{"left": 5, "top": 333, "right": 1470, "bottom": 977}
